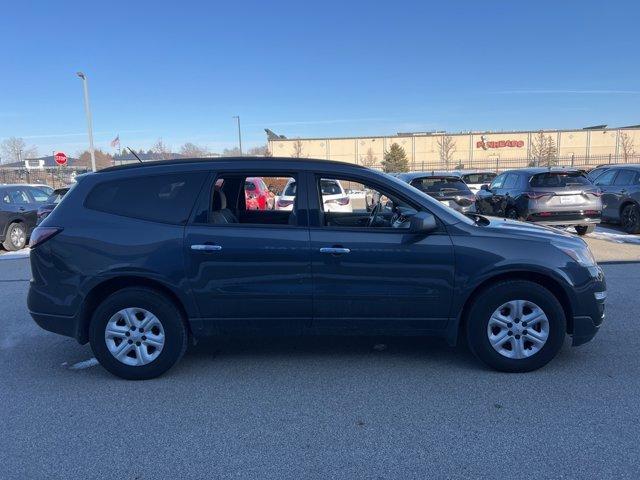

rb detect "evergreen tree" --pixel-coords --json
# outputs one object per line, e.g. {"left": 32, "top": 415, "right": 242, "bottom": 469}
{"left": 381, "top": 143, "right": 409, "bottom": 172}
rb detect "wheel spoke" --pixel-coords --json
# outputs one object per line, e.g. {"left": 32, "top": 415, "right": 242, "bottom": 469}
{"left": 114, "top": 340, "right": 132, "bottom": 359}
{"left": 511, "top": 336, "right": 525, "bottom": 359}
{"left": 526, "top": 329, "right": 547, "bottom": 343}
{"left": 143, "top": 335, "right": 163, "bottom": 349}
{"left": 489, "top": 314, "right": 510, "bottom": 328}
{"left": 490, "top": 330, "right": 509, "bottom": 347}
{"left": 105, "top": 325, "right": 128, "bottom": 339}
{"left": 139, "top": 312, "right": 159, "bottom": 330}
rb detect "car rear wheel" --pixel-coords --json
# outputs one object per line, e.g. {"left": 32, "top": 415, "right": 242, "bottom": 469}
{"left": 466, "top": 280, "right": 566, "bottom": 372}
{"left": 575, "top": 225, "right": 595, "bottom": 236}
{"left": 3, "top": 222, "right": 27, "bottom": 251}
{"left": 621, "top": 204, "right": 640, "bottom": 234}
{"left": 89, "top": 287, "right": 188, "bottom": 380}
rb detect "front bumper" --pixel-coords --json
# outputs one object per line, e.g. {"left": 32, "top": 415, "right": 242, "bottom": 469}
{"left": 570, "top": 268, "right": 606, "bottom": 346}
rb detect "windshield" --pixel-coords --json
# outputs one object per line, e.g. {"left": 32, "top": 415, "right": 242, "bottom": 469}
{"left": 320, "top": 180, "right": 342, "bottom": 195}
{"left": 530, "top": 172, "right": 591, "bottom": 188}
{"left": 462, "top": 173, "right": 496, "bottom": 184}
{"left": 283, "top": 181, "right": 297, "bottom": 196}
{"left": 410, "top": 177, "right": 471, "bottom": 193}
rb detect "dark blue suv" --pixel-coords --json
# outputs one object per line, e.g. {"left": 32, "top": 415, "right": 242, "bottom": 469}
{"left": 28, "top": 158, "right": 606, "bottom": 379}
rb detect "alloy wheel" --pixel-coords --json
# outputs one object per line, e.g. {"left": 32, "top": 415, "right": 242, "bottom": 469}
{"left": 622, "top": 205, "right": 639, "bottom": 231}
{"left": 104, "top": 308, "right": 165, "bottom": 366}
{"left": 10, "top": 225, "right": 26, "bottom": 249}
{"left": 487, "top": 300, "right": 550, "bottom": 359}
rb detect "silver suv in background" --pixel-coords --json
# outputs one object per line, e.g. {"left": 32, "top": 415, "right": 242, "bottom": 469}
{"left": 476, "top": 168, "right": 602, "bottom": 235}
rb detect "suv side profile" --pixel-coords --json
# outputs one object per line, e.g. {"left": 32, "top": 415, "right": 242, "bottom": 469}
{"left": 476, "top": 168, "right": 602, "bottom": 235}
{"left": 0, "top": 184, "right": 49, "bottom": 250}
{"left": 592, "top": 165, "right": 640, "bottom": 233}
{"left": 29, "top": 158, "right": 606, "bottom": 379}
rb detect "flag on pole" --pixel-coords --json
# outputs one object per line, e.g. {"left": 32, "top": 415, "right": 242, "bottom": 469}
{"left": 110, "top": 135, "right": 120, "bottom": 149}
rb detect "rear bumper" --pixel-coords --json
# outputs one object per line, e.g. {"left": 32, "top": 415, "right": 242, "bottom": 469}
{"left": 526, "top": 211, "right": 601, "bottom": 226}
{"left": 30, "top": 310, "right": 82, "bottom": 340}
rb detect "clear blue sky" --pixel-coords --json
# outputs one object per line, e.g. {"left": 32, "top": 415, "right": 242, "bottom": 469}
{"left": 1, "top": 0, "right": 639, "bottom": 156}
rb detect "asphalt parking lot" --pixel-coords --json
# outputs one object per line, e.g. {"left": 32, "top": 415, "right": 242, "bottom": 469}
{"left": 1, "top": 230, "right": 639, "bottom": 479}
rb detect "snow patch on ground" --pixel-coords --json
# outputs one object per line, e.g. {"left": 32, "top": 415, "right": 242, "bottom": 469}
{"left": 0, "top": 248, "right": 31, "bottom": 260}
{"left": 62, "top": 358, "right": 99, "bottom": 370}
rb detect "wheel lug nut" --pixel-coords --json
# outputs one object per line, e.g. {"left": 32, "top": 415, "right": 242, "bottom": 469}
{"left": 522, "top": 322, "right": 527, "bottom": 327}
{"left": 514, "top": 318, "right": 520, "bottom": 324}
{"left": 139, "top": 328, "right": 144, "bottom": 332}
{"left": 141, "top": 336, "right": 147, "bottom": 341}
{"left": 125, "top": 332, "right": 130, "bottom": 337}
{"left": 507, "top": 331, "right": 513, "bottom": 336}
{"left": 507, "top": 323, "right": 513, "bottom": 328}
{"left": 128, "top": 339, "right": 133, "bottom": 344}
{"left": 135, "top": 341, "right": 141, "bottom": 346}
{"left": 523, "top": 330, "right": 528, "bottom": 335}
{"left": 515, "top": 334, "right": 521, "bottom": 339}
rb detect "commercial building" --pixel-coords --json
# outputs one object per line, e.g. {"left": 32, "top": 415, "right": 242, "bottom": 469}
{"left": 266, "top": 125, "right": 640, "bottom": 171}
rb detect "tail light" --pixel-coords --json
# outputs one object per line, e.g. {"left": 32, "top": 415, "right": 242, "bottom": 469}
{"left": 325, "top": 197, "right": 350, "bottom": 206}
{"left": 276, "top": 199, "right": 294, "bottom": 208}
{"left": 524, "top": 192, "right": 553, "bottom": 200}
{"left": 585, "top": 210, "right": 600, "bottom": 216}
{"left": 29, "top": 227, "right": 62, "bottom": 248}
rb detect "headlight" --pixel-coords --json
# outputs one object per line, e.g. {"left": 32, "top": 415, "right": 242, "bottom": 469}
{"left": 553, "top": 241, "right": 596, "bottom": 267}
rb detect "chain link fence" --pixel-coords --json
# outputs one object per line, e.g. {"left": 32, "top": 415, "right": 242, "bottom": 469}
{"left": 0, "top": 166, "right": 91, "bottom": 189}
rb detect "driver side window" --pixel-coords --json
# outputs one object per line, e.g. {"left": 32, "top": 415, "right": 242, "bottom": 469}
{"left": 317, "top": 176, "right": 413, "bottom": 230}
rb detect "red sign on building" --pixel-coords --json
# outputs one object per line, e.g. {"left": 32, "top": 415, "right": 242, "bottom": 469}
{"left": 477, "top": 140, "right": 525, "bottom": 149}
{"left": 54, "top": 152, "right": 67, "bottom": 166}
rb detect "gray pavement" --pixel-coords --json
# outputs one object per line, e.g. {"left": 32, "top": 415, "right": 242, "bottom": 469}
{"left": 1, "top": 257, "right": 640, "bottom": 479}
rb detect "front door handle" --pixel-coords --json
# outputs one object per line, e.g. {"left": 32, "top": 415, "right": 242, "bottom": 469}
{"left": 191, "top": 244, "right": 222, "bottom": 252}
{"left": 320, "top": 247, "right": 350, "bottom": 255}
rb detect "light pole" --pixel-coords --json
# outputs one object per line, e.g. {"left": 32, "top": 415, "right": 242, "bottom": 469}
{"left": 232, "top": 115, "right": 243, "bottom": 156}
{"left": 76, "top": 72, "right": 97, "bottom": 171}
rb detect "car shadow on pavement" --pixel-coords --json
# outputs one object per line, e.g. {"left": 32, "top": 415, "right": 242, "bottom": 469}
{"left": 183, "top": 335, "right": 483, "bottom": 371}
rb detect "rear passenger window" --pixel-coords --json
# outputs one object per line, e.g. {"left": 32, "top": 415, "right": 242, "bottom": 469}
{"left": 85, "top": 173, "right": 206, "bottom": 224}
{"left": 613, "top": 170, "right": 637, "bottom": 186}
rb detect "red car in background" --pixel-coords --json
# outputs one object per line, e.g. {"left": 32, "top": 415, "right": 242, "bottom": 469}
{"left": 244, "top": 177, "right": 271, "bottom": 210}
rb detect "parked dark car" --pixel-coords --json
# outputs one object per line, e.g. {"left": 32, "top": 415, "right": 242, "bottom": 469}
{"left": 36, "top": 187, "right": 70, "bottom": 225}
{"left": 29, "top": 158, "right": 606, "bottom": 379}
{"left": 395, "top": 171, "right": 477, "bottom": 214}
{"left": 476, "top": 168, "right": 602, "bottom": 235}
{"left": 591, "top": 164, "right": 640, "bottom": 233}
{"left": 0, "top": 184, "right": 50, "bottom": 250}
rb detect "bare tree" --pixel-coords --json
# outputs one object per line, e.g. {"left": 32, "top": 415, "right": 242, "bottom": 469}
{"left": 360, "top": 148, "right": 378, "bottom": 168}
{"left": 247, "top": 145, "right": 268, "bottom": 156}
{"left": 619, "top": 131, "right": 636, "bottom": 163}
{"left": 180, "top": 142, "right": 209, "bottom": 158}
{"left": 1, "top": 137, "right": 38, "bottom": 164}
{"left": 437, "top": 134, "right": 457, "bottom": 170}
{"left": 530, "top": 131, "right": 558, "bottom": 167}
{"left": 222, "top": 147, "right": 241, "bottom": 156}
{"left": 151, "top": 138, "right": 172, "bottom": 160}
{"left": 292, "top": 139, "right": 305, "bottom": 158}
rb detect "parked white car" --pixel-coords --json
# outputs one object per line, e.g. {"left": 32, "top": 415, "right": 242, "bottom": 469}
{"left": 275, "top": 178, "right": 353, "bottom": 212}
{"left": 452, "top": 170, "right": 497, "bottom": 194}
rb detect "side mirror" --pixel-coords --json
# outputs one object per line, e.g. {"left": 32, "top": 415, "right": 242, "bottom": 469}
{"left": 410, "top": 211, "right": 438, "bottom": 234}
{"left": 480, "top": 184, "right": 490, "bottom": 191}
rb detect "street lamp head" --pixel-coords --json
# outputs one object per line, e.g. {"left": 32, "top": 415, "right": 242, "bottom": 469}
{"left": 76, "top": 71, "right": 86, "bottom": 79}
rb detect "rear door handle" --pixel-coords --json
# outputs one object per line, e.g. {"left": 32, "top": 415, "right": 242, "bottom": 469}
{"left": 320, "top": 247, "right": 350, "bottom": 254}
{"left": 190, "top": 244, "right": 222, "bottom": 252}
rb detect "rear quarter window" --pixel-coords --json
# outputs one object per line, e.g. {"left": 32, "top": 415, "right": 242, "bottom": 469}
{"left": 85, "top": 173, "right": 206, "bottom": 224}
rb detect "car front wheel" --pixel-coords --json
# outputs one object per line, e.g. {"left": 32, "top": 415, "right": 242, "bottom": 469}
{"left": 3, "top": 222, "right": 27, "bottom": 251}
{"left": 621, "top": 204, "right": 640, "bottom": 234}
{"left": 466, "top": 280, "right": 566, "bottom": 372}
{"left": 89, "top": 287, "right": 188, "bottom": 380}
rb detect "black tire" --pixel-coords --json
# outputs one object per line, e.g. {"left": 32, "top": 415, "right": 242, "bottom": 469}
{"left": 621, "top": 204, "right": 640, "bottom": 234}
{"left": 89, "top": 287, "right": 188, "bottom": 380}
{"left": 574, "top": 225, "right": 595, "bottom": 236}
{"left": 3, "top": 222, "right": 27, "bottom": 251}
{"left": 505, "top": 208, "right": 519, "bottom": 220}
{"left": 466, "top": 280, "right": 566, "bottom": 372}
